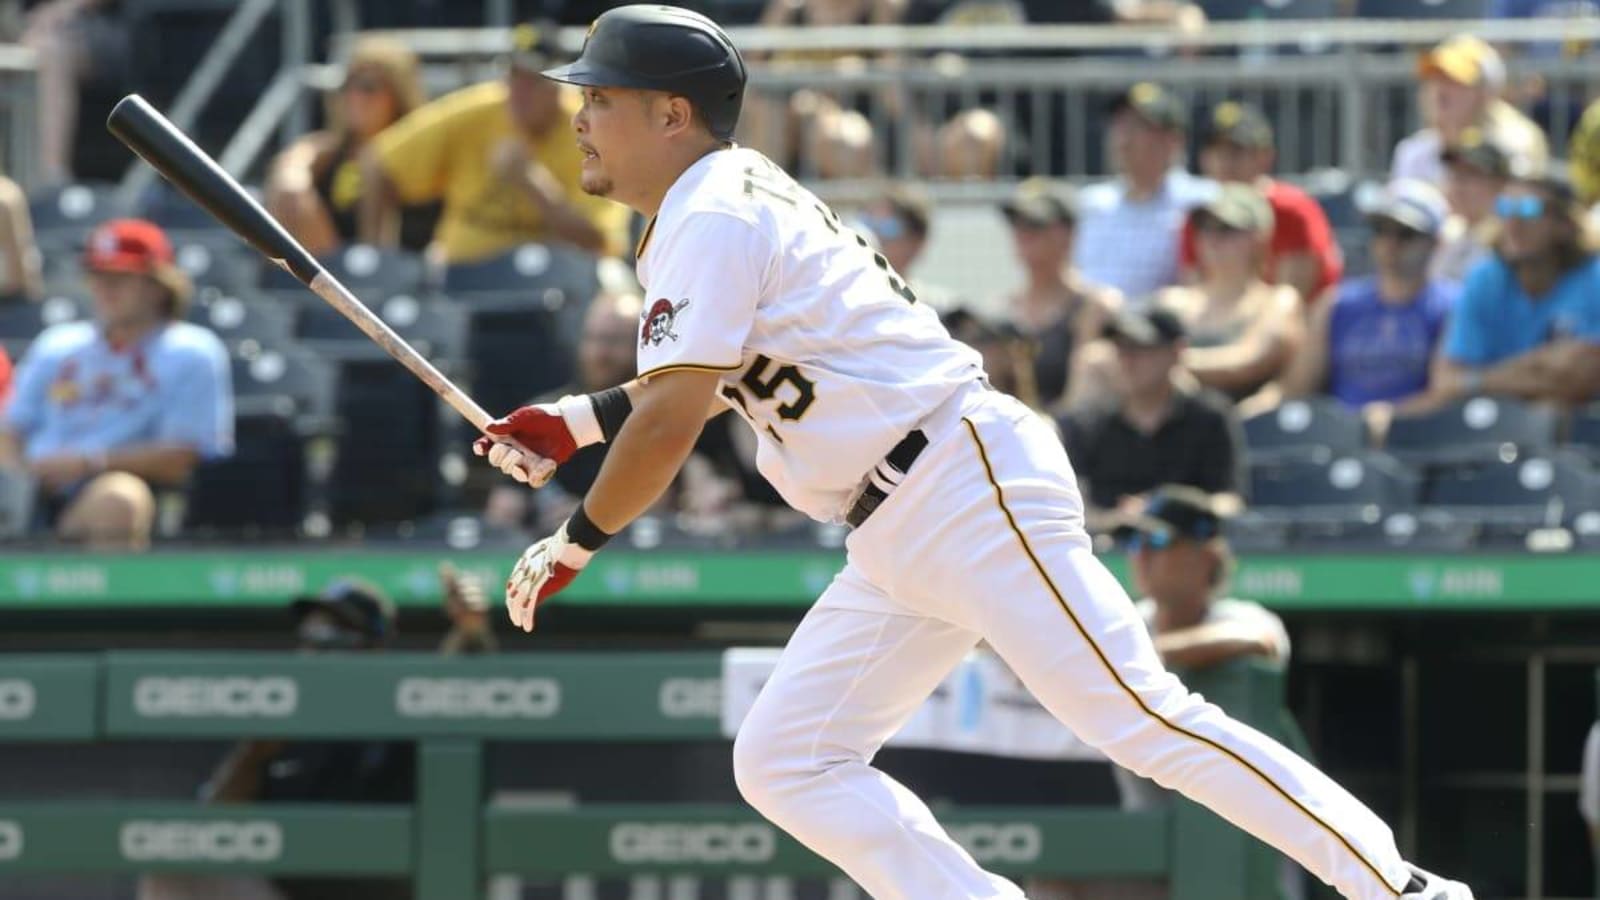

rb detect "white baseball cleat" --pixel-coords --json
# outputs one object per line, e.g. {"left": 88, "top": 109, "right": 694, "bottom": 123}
{"left": 1400, "top": 863, "right": 1475, "bottom": 899}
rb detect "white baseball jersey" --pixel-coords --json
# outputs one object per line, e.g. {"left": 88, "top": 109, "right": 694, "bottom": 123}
{"left": 635, "top": 147, "right": 982, "bottom": 522}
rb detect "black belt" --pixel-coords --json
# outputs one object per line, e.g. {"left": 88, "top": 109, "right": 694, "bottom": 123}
{"left": 845, "top": 429, "right": 929, "bottom": 529}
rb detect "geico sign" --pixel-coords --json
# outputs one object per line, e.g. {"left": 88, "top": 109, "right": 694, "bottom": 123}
{"left": 395, "top": 677, "right": 560, "bottom": 719}
{"left": 0, "top": 821, "right": 21, "bottom": 861}
{"left": 949, "top": 823, "right": 1042, "bottom": 864}
{"left": 0, "top": 680, "right": 36, "bottom": 721}
{"left": 133, "top": 677, "right": 297, "bottom": 718}
{"left": 658, "top": 677, "right": 720, "bottom": 719}
{"left": 120, "top": 820, "right": 283, "bottom": 863}
{"left": 610, "top": 822, "right": 776, "bottom": 864}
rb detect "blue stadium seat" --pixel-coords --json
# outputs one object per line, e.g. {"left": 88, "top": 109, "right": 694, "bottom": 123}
{"left": 170, "top": 234, "right": 259, "bottom": 293}
{"left": 461, "top": 296, "right": 579, "bottom": 422}
{"left": 27, "top": 182, "right": 124, "bottom": 238}
{"left": 1423, "top": 452, "right": 1597, "bottom": 532}
{"left": 185, "top": 287, "right": 296, "bottom": 346}
{"left": 1384, "top": 397, "right": 1559, "bottom": 467}
{"left": 1249, "top": 451, "right": 1420, "bottom": 521}
{"left": 1242, "top": 397, "right": 1366, "bottom": 464}
{"left": 258, "top": 244, "right": 428, "bottom": 298}
{"left": 1566, "top": 403, "right": 1600, "bottom": 461}
{"left": 1222, "top": 510, "right": 1294, "bottom": 552}
{"left": 1355, "top": 0, "right": 1486, "bottom": 17}
{"left": 229, "top": 339, "right": 340, "bottom": 419}
{"left": 0, "top": 293, "right": 89, "bottom": 341}
{"left": 440, "top": 243, "right": 600, "bottom": 303}
{"left": 1200, "top": 0, "right": 1341, "bottom": 20}
{"left": 293, "top": 293, "right": 469, "bottom": 364}
{"left": 1292, "top": 509, "right": 1478, "bottom": 551}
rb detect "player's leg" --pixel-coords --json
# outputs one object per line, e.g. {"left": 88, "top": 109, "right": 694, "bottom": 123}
{"left": 731, "top": 564, "right": 1022, "bottom": 900}
{"left": 851, "top": 398, "right": 1414, "bottom": 900}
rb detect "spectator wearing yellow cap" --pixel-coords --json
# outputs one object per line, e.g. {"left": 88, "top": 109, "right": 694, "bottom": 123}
{"left": 1391, "top": 34, "right": 1548, "bottom": 191}
{"left": 358, "top": 23, "right": 631, "bottom": 263}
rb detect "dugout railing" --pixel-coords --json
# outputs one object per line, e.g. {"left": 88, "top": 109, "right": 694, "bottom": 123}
{"left": 0, "top": 652, "right": 1298, "bottom": 899}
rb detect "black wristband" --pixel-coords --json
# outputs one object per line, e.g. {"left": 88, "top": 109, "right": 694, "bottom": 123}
{"left": 565, "top": 503, "right": 614, "bottom": 552}
{"left": 588, "top": 387, "right": 633, "bottom": 443}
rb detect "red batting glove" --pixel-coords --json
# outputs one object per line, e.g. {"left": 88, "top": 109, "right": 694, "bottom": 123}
{"left": 473, "top": 405, "right": 580, "bottom": 465}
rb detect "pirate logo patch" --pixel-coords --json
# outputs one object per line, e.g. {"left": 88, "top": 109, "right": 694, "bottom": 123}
{"left": 641, "top": 298, "right": 690, "bottom": 347}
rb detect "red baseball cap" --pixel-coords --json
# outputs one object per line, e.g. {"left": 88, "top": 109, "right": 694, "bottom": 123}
{"left": 83, "top": 218, "right": 191, "bottom": 312}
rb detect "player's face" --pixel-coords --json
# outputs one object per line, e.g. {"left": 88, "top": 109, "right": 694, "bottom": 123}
{"left": 87, "top": 270, "right": 168, "bottom": 330}
{"left": 571, "top": 85, "right": 648, "bottom": 198}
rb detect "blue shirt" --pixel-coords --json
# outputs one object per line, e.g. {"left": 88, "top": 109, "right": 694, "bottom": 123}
{"left": 1327, "top": 277, "right": 1458, "bottom": 407}
{"left": 1443, "top": 256, "right": 1600, "bottom": 367}
{"left": 4, "top": 321, "right": 233, "bottom": 462}
{"left": 1072, "top": 170, "right": 1217, "bottom": 299}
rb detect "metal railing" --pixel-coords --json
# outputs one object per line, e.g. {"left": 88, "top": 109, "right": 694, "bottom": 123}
{"left": 0, "top": 43, "right": 37, "bottom": 188}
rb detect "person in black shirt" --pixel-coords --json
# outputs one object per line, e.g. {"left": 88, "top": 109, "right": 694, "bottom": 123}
{"left": 1060, "top": 304, "right": 1245, "bottom": 530}
{"left": 484, "top": 290, "right": 642, "bottom": 534}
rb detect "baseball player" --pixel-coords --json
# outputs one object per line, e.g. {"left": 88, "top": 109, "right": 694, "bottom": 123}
{"left": 473, "top": 6, "right": 1472, "bottom": 899}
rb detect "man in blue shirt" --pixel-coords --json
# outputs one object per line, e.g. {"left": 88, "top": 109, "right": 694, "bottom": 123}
{"left": 0, "top": 219, "right": 232, "bottom": 548}
{"left": 1431, "top": 168, "right": 1600, "bottom": 408}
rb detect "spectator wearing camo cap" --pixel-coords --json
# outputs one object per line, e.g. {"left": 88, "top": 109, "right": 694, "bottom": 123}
{"left": 1434, "top": 128, "right": 1513, "bottom": 283}
{"left": 0, "top": 219, "right": 232, "bottom": 549}
{"left": 1181, "top": 101, "right": 1343, "bottom": 305}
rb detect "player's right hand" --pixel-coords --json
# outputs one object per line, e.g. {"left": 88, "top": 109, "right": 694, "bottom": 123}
{"left": 473, "top": 404, "right": 573, "bottom": 486}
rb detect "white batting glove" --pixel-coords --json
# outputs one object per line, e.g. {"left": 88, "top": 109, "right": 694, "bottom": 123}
{"left": 504, "top": 522, "right": 593, "bottom": 632}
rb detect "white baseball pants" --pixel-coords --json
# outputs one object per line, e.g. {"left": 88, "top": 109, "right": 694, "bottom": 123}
{"left": 731, "top": 384, "right": 1412, "bottom": 900}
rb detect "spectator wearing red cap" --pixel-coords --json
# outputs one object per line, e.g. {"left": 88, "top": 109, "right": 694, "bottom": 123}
{"left": 0, "top": 219, "right": 232, "bottom": 548}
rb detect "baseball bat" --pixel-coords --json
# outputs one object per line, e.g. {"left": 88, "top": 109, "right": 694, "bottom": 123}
{"left": 106, "top": 93, "right": 495, "bottom": 434}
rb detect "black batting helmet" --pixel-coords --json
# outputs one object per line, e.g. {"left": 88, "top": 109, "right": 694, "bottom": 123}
{"left": 542, "top": 5, "right": 746, "bottom": 141}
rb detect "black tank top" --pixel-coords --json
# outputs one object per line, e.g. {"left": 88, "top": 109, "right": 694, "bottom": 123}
{"left": 312, "top": 137, "right": 441, "bottom": 253}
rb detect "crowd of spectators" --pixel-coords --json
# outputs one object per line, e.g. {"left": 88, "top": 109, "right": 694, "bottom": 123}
{"left": 0, "top": 10, "right": 1597, "bottom": 551}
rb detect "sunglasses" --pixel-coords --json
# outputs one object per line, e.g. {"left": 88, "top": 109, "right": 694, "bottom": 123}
{"left": 1370, "top": 222, "right": 1427, "bottom": 241}
{"left": 1124, "top": 530, "right": 1176, "bottom": 553}
{"left": 1495, "top": 194, "right": 1546, "bottom": 221}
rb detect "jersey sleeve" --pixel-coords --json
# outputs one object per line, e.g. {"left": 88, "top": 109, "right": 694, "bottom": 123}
{"left": 156, "top": 336, "right": 234, "bottom": 460}
{"left": 636, "top": 212, "right": 774, "bottom": 380}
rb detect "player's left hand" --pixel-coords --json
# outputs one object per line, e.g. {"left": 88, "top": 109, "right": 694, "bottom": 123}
{"left": 504, "top": 521, "right": 594, "bottom": 632}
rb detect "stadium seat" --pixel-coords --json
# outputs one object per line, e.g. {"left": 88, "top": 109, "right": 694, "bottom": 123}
{"left": 1423, "top": 452, "right": 1597, "bottom": 532}
{"left": 440, "top": 242, "right": 600, "bottom": 305}
{"left": 1200, "top": 0, "right": 1341, "bottom": 20}
{"left": 293, "top": 292, "right": 469, "bottom": 363}
{"left": 321, "top": 350, "right": 452, "bottom": 527}
{"left": 1249, "top": 451, "right": 1420, "bottom": 521}
{"left": 136, "top": 181, "right": 258, "bottom": 233}
{"left": 185, "top": 287, "right": 296, "bottom": 345}
{"left": 27, "top": 182, "right": 124, "bottom": 238}
{"left": 170, "top": 234, "right": 259, "bottom": 293}
{"left": 1354, "top": 0, "right": 1486, "bottom": 17}
{"left": 0, "top": 293, "right": 89, "bottom": 341}
{"left": 1222, "top": 510, "right": 1294, "bottom": 552}
{"left": 189, "top": 341, "right": 342, "bottom": 537}
{"left": 1384, "top": 397, "right": 1559, "bottom": 467}
{"left": 1566, "top": 403, "right": 1600, "bottom": 461}
{"left": 258, "top": 244, "right": 427, "bottom": 297}
{"left": 1242, "top": 397, "right": 1366, "bottom": 464}
{"left": 1292, "top": 509, "right": 1478, "bottom": 551}
{"left": 461, "top": 296, "right": 577, "bottom": 422}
